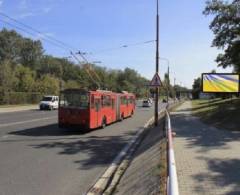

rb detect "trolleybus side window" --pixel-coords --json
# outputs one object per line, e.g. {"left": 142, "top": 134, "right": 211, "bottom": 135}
{"left": 95, "top": 98, "right": 100, "bottom": 112}
{"left": 121, "top": 96, "right": 127, "bottom": 105}
{"left": 102, "top": 95, "right": 111, "bottom": 107}
{"left": 129, "top": 97, "right": 133, "bottom": 104}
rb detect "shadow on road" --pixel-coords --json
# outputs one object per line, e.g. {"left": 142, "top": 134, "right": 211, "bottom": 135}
{"left": 8, "top": 124, "right": 90, "bottom": 137}
{"left": 29, "top": 132, "right": 134, "bottom": 170}
{"left": 6, "top": 118, "right": 165, "bottom": 171}
{"left": 193, "top": 158, "right": 240, "bottom": 195}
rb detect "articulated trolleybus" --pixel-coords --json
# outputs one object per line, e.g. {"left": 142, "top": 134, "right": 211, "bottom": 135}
{"left": 58, "top": 89, "right": 135, "bottom": 129}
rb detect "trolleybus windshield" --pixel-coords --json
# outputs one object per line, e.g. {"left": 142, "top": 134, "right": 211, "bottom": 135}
{"left": 60, "top": 92, "right": 89, "bottom": 109}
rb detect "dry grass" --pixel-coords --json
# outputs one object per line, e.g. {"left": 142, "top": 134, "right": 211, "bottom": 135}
{"left": 159, "top": 137, "right": 167, "bottom": 195}
{"left": 191, "top": 98, "right": 240, "bottom": 131}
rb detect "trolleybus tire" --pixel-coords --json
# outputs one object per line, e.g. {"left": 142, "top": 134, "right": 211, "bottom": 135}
{"left": 101, "top": 117, "right": 106, "bottom": 129}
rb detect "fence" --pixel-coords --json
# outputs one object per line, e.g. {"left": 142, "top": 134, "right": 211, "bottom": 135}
{"left": 165, "top": 110, "right": 179, "bottom": 195}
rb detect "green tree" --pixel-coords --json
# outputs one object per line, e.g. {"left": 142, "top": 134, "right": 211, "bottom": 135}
{"left": 19, "top": 39, "right": 43, "bottom": 69}
{"left": 0, "top": 60, "right": 18, "bottom": 103}
{"left": 14, "top": 65, "right": 36, "bottom": 92}
{"left": 35, "top": 75, "right": 59, "bottom": 95}
{"left": 203, "top": 0, "right": 240, "bottom": 72}
{"left": 0, "top": 29, "right": 22, "bottom": 63}
{"left": 0, "top": 29, "right": 43, "bottom": 68}
{"left": 192, "top": 77, "right": 201, "bottom": 99}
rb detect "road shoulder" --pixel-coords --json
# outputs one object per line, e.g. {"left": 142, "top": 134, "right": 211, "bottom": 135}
{"left": 114, "top": 122, "right": 164, "bottom": 195}
{"left": 0, "top": 105, "right": 38, "bottom": 113}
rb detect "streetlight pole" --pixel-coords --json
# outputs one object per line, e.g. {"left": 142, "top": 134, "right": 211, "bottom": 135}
{"left": 159, "top": 57, "right": 170, "bottom": 104}
{"left": 154, "top": 0, "right": 159, "bottom": 126}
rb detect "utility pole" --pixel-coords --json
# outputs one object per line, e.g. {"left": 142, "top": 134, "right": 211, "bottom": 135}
{"left": 174, "top": 77, "right": 176, "bottom": 102}
{"left": 167, "top": 65, "right": 169, "bottom": 103}
{"left": 154, "top": 0, "right": 159, "bottom": 126}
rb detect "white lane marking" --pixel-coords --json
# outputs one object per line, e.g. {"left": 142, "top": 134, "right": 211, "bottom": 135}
{"left": 0, "top": 116, "right": 57, "bottom": 127}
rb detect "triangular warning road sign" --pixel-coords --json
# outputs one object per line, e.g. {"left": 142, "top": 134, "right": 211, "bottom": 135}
{"left": 149, "top": 73, "right": 162, "bottom": 87}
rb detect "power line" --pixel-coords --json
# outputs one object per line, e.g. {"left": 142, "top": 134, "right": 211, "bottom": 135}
{"left": 75, "top": 51, "right": 102, "bottom": 84}
{"left": 70, "top": 52, "right": 101, "bottom": 88}
{"left": 0, "top": 16, "right": 102, "bottom": 88}
{"left": 87, "top": 40, "right": 156, "bottom": 55}
{"left": 0, "top": 12, "right": 78, "bottom": 52}
{"left": 0, "top": 18, "right": 71, "bottom": 53}
{"left": 0, "top": 12, "right": 90, "bottom": 63}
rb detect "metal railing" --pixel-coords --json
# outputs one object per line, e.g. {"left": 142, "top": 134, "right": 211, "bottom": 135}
{"left": 165, "top": 110, "right": 179, "bottom": 195}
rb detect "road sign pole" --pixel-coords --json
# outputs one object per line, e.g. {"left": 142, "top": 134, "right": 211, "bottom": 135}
{"left": 154, "top": 0, "right": 159, "bottom": 127}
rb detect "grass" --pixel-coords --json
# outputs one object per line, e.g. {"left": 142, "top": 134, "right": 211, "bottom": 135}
{"left": 191, "top": 97, "right": 240, "bottom": 131}
{"left": 159, "top": 137, "right": 167, "bottom": 195}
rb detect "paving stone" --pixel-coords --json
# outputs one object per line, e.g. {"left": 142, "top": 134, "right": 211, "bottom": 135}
{"left": 172, "top": 101, "right": 240, "bottom": 195}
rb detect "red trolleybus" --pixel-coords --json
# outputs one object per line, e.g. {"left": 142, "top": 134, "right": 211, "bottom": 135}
{"left": 58, "top": 89, "right": 135, "bottom": 129}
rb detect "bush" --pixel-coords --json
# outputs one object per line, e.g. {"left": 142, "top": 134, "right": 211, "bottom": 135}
{"left": 0, "top": 92, "right": 43, "bottom": 105}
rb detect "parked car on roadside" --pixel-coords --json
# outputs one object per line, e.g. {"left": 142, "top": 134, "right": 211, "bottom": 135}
{"left": 39, "top": 95, "right": 59, "bottom": 110}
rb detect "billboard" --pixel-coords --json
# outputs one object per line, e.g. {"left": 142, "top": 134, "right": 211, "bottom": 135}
{"left": 202, "top": 73, "right": 240, "bottom": 93}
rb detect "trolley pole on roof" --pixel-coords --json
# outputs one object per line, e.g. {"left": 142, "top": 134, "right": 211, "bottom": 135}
{"left": 154, "top": 0, "right": 160, "bottom": 126}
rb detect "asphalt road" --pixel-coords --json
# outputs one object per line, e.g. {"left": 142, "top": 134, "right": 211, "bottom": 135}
{"left": 0, "top": 102, "right": 166, "bottom": 195}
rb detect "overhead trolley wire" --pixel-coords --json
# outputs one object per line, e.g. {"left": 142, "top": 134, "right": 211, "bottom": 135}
{"left": 87, "top": 40, "right": 156, "bottom": 55}
{"left": 75, "top": 51, "right": 102, "bottom": 85}
{"left": 0, "top": 18, "right": 70, "bottom": 52}
{"left": 71, "top": 52, "right": 101, "bottom": 88}
{"left": 0, "top": 12, "right": 155, "bottom": 89}
{"left": 0, "top": 12, "right": 77, "bottom": 52}
{"left": 0, "top": 12, "right": 103, "bottom": 87}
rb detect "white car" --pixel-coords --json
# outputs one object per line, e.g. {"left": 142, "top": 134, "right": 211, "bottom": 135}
{"left": 39, "top": 95, "right": 59, "bottom": 110}
{"left": 142, "top": 100, "right": 151, "bottom": 107}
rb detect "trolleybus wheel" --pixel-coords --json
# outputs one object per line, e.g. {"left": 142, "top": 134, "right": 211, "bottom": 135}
{"left": 120, "top": 114, "right": 124, "bottom": 121}
{"left": 101, "top": 117, "right": 106, "bottom": 129}
{"left": 130, "top": 110, "right": 134, "bottom": 117}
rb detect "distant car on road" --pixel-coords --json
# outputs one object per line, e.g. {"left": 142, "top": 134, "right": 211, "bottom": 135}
{"left": 39, "top": 95, "right": 59, "bottom": 110}
{"left": 142, "top": 100, "right": 151, "bottom": 107}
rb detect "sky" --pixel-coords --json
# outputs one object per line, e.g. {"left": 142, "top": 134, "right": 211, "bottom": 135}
{"left": 0, "top": 0, "right": 233, "bottom": 89}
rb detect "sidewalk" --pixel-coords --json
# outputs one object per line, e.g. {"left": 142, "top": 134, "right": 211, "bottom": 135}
{"left": 171, "top": 101, "right": 240, "bottom": 195}
{"left": 0, "top": 105, "right": 38, "bottom": 113}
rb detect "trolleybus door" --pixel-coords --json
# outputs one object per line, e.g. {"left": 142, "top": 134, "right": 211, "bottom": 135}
{"left": 95, "top": 98, "right": 101, "bottom": 127}
{"left": 112, "top": 98, "right": 115, "bottom": 122}
{"left": 116, "top": 95, "right": 121, "bottom": 120}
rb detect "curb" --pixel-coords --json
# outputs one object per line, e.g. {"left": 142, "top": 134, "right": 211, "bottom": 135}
{"left": 86, "top": 107, "right": 167, "bottom": 195}
{"left": 103, "top": 111, "right": 166, "bottom": 195}
{"left": 86, "top": 102, "right": 182, "bottom": 195}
